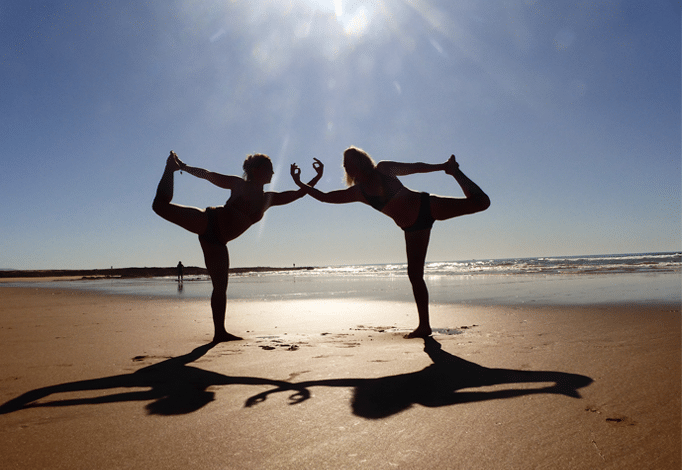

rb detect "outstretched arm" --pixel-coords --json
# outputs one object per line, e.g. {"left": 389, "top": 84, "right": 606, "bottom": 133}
{"left": 291, "top": 162, "right": 363, "bottom": 204}
{"left": 174, "top": 152, "right": 243, "bottom": 190}
{"left": 268, "top": 158, "right": 325, "bottom": 207}
{"left": 376, "top": 160, "right": 447, "bottom": 177}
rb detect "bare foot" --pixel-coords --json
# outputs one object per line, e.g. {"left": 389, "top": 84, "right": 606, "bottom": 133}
{"left": 212, "top": 332, "right": 243, "bottom": 343}
{"left": 404, "top": 327, "right": 432, "bottom": 339}
{"left": 444, "top": 154, "right": 459, "bottom": 176}
{"left": 166, "top": 151, "right": 182, "bottom": 172}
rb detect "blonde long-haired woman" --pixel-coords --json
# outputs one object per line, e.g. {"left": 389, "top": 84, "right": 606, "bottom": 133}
{"left": 291, "top": 147, "right": 489, "bottom": 338}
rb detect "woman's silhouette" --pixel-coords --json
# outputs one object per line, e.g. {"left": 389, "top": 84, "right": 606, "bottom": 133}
{"left": 291, "top": 147, "right": 489, "bottom": 338}
{"left": 154, "top": 151, "right": 323, "bottom": 342}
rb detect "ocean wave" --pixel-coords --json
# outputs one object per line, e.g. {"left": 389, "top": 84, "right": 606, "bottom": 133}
{"left": 259, "top": 252, "right": 682, "bottom": 278}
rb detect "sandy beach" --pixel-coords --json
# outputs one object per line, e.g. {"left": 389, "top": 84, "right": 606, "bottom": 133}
{"left": 0, "top": 285, "right": 679, "bottom": 469}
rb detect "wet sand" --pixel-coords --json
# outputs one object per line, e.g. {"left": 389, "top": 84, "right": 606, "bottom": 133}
{"left": 0, "top": 286, "right": 679, "bottom": 469}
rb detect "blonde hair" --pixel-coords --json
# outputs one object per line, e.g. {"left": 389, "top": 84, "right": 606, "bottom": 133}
{"left": 242, "top": 153, "right": 272, "bottom": 181}
{"left": 343, "top": 146, "right": 375, "bottom": 186}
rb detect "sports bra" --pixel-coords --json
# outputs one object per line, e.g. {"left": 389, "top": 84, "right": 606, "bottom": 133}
{"left": 359, "top": 171, "right": 402, "bottom": 211}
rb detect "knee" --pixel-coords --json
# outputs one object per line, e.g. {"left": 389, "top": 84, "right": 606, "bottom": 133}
{"left": 477, "top": 194, "right": 491, "bottom": 212}
{"left": 407, "top": 267, "right": 425, "bottom": 284}
{"left": 210, "top": 277, "right": 228, "bottom": 293}
{"left": 211, "top": 282, "right": 228, "bottom": 294}
{"left": 152, "top": 196, "right": 166, "bottom": 215}
{"left": 211, "top": 290, "right": 227, "bottom": 306}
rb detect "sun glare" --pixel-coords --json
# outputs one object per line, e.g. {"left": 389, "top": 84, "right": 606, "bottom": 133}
{"left": 338, "top": 6, "right": 371, "bottom": 37}
{"left": 297, "top": 0, "right": 344, "bottom": 17}
{"left": 294, "top": 0, "right": 375, "bottom": 38}
{"left": 181, "top": 0, "right": 457, "bottom": 82}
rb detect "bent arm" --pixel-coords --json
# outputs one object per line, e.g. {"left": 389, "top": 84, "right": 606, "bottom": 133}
{"left": 267, "top": 172, "right": 324, "bottom": 207}
{"left": 308, "top": 186, "right": 363, "bottom": 204}
{"left": 290, "top": 160, "right": 362, "bottom": 204}
{"left": 297, "top": 184, "right": 363, "bottom": 204}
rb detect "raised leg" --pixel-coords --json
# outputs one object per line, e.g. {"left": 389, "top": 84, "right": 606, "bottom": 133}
{"left": 152, "top": 152, "right": 208, "bottom": 235}
{"left": 200, "top": 238, "right": 242, "bottom": 343}
{"left": 430, "top": 155, "right": 490, "bottom": 221}
{"left": 404, "top": 229, "right": 432, "bottom": 338}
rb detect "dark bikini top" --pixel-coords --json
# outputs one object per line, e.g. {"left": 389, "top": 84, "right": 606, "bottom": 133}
{"left": 359, "top": 171, "right": 403, "bottom": 211}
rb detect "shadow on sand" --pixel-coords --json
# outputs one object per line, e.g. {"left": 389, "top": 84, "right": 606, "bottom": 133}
{"left": 0, "top": 338, "right": 592, "bottom": 419}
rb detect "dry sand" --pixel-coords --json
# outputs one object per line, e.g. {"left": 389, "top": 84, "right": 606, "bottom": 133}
{"left": 0, "top": 286, "right": 679, "bottom": 469}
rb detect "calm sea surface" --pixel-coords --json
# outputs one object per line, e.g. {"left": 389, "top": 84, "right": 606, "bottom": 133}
{"left": 4, "top": 252, "right": 680, "bottom": 306}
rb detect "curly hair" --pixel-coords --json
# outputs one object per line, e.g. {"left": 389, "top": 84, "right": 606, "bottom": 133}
{"left": 242, "top": 153, "right": 273, "bottom": 181}
{"left": 343, "top": 146, "right": 376, "bottom": 186}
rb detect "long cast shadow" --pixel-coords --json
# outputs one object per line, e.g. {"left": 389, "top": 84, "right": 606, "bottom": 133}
{"left": 0, "top": 338, "right": 592, "bottom": 419}
{"left": 0, "top": 342, "right": 308, "bottom": 416}
{"left": 246, "top": 337, "right": 594, "bottom": 419}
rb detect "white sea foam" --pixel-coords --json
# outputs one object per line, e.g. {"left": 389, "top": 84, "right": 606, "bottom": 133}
{"left": 281, "top": 252, "right": 681, "bottom": 278}
{"left": 3, "top": 253, "right": 680, "bottom": 305}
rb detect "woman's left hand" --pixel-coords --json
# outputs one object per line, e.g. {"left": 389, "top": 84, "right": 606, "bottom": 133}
{"left": 313, "top": 158, "right": 324, "bottom": 177}
{"left": 290, "top": 163, "right": 302, "bottom": 185}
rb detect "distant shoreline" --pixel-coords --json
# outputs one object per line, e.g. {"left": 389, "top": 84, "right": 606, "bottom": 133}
{"left": 1, "top": 252, "right": 678, "bottom": 281}
{"left": 0, "top": 266, "right": 315, "bottom": 280}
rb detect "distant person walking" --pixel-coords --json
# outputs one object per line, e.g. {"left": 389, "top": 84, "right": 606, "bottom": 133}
{"left": 176, "top": 261, "right": 184, "bottom": 284}
{"left": 154, "top": 151, "right": 323, "bottom": 342}
{"left": 291, "top": 147, "right": 490, "bottom": 338}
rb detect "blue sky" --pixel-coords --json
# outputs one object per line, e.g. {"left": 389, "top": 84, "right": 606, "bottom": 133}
{"left": 1, "top": 0, "right": 679, "bottom": 270}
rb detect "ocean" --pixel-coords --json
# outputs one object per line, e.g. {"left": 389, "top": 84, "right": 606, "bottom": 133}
{"left": 6, "top": 252, "right": 680, "bottom": 306}
{"left": 301, "top": 251, "right": 682, "bottom": 277}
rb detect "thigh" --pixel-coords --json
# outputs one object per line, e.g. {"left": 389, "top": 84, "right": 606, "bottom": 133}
{"left": 404, "top": 229, "right": 431, "bottom": 275}
{"left": 200, "top": 240, "right": 229, "bottom": 289}
{"left": 430, "top": 195, "right": 481, "bottom": 221}
{"left": 158, "top": 203, "right": 209, "bottom": 235}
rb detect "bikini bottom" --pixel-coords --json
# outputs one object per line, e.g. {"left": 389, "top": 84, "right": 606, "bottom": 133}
{"left": 403, "top": 192, "right": 435, "bottom": 232}
{"left": 199, "top": 206, "right": 223, "bottom": 246}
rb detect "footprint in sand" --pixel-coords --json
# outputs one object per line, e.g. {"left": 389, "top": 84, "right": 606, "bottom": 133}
{"left": 259, "top": 344, "right": 301, "bottom": 351}
{"left": 585, "top": 406, "right": 636, "bottom": 427}
{"left": 605, "top": 416, "right": 636, "bottom": 426}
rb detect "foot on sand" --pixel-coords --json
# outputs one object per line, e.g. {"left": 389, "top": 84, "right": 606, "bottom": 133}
{"left": 212, "top": 332, "right": 243, "bottom": 343}
{"left": 404, "top": 327, "right": 432, "bottom": 339}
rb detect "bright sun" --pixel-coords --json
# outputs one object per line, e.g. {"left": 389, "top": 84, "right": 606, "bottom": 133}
{"left": 297, "top": 0, "right": 347, "bottom": 18}
{"left": 295, "top": 0, "right": 375, "bottom": 38}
